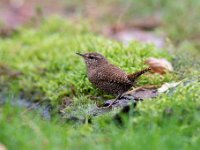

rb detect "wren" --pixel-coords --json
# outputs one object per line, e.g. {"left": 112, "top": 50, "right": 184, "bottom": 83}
{"left": 76, "top": 52, "right": 151, "bottom": 97}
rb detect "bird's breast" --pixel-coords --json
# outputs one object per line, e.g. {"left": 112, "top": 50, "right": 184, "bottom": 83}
{"left": 87, "top": 69, "right": 98, "bottom": 82}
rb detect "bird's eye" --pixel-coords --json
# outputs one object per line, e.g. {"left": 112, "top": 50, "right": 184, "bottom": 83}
{"left": 88, "top": 56, "right": 95, "bottom": 59}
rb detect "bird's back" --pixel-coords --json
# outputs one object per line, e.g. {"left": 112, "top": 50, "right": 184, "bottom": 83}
{"left": 88, "top": 63, "right": 133, "bottom": 95}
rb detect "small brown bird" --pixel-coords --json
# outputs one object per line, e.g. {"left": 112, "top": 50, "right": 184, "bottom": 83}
{"left": 76, "top": 52, "right": 151, "bottom": 99}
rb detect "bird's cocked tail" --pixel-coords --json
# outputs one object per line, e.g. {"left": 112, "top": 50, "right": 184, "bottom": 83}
{"left": 127, "top": 67, "right": 151, "bottom": 82}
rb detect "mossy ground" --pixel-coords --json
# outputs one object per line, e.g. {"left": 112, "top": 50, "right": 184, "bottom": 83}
{"left": 0, "top": 17, "right": 173, "bottom": 104}
{"left": 0, "top": 0, "right": 200, "bottom": 149}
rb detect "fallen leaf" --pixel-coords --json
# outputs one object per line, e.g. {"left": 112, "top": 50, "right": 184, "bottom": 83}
{"left": 158, "top": 81, "right": 181, "bottom": 93}
{"left": 90, "top": 81, "right": 185, "bottom": 116}
{"left": 123, "top": 86, "right": 159, "bottom": 100}
{"left": 145, "top": 57, "right": 173, "bottom": 74}
{"left": 103, "top": 86, "right": 159, "bottom": 108}
{"left": 0, "top": 143, "right": 7, "bottom": 150}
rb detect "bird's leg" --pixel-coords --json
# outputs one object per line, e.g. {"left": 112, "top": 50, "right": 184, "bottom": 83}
{"left": 104, "top": 94, "right": 122, "bottom": 108}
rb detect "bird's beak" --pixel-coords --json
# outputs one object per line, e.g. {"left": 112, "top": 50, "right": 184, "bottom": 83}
{"left": 76, "top": 52, "right": 85, "bottom": 57}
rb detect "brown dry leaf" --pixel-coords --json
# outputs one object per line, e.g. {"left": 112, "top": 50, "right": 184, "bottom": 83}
{"left": 0, "top": 143, "right": 7, "bottom": 150}
{"left": 123, "top": 86, "right": 159, "bottom": 100}
{"left": 99, "top": 86, "right": 159, "bottom": 109}
{"left": 89, "top": 79, "right": 195, "bottom": 117}
{"left": 145, "top": 57, "right": 173, "bottom": 74}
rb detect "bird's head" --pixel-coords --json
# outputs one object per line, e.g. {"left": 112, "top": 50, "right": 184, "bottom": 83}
{"left": 76, "top": 52, "right": 108, "bottom": 69}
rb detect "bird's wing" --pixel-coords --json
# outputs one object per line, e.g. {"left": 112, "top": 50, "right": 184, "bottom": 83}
{"left": 97, "top": 64, "right": 132, "bottom": 85}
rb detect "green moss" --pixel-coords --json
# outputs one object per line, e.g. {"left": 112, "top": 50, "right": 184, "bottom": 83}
{"left": 0, "top": 17, "right": 200, "bottom": 150}
{"left": 0, "top": 82, "right": 200, "bottom": 150}
{"left": 0, "top": 17, "right": 173, "bottom": 105}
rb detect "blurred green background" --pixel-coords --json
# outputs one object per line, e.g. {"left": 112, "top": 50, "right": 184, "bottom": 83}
{"left": 0, "top": 0, "right": 200, "bottom": 150}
